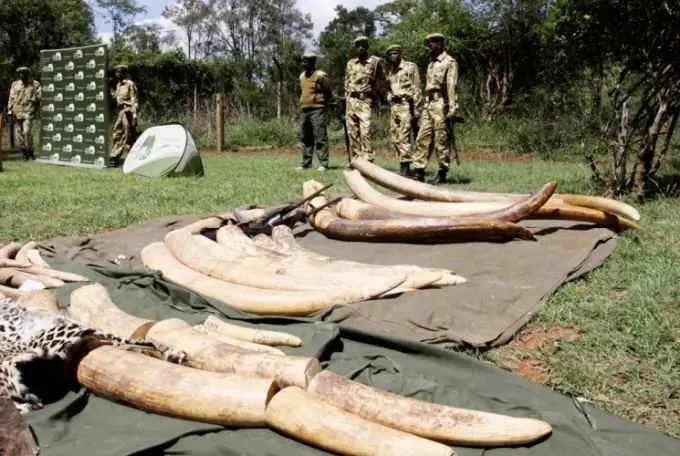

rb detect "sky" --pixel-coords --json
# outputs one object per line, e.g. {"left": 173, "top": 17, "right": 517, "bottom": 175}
{"left": 93, "top": 0, "right": 390, "bottom": 51}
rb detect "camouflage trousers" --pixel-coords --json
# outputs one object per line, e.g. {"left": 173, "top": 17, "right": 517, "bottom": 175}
{"left": 110, "top": 109, "right": 136, "bottom": 159}
{"left": 345, "top": 97, "right": 374, "bottom": 161}
{"left": 12, "top": 117, "right": 33, "bottom": 151}
{"left": 412, "top": 100, "right": 451, "bottom": 170}
{"left": 389, "top": 104, "right": 414, "bottom": 163}
{"left": 300, "top": 107, "right": 329, "bottom": 168}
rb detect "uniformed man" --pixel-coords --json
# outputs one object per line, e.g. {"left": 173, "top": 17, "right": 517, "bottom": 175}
{"left": 109, "top": 64, "right": 138, "bottom": 168}
{"left": 385, "top": 44, "right": 423, "bottom": 177}
{"left": 343, "top": 36, "right": 387, "bottom": 163}
{"left": 297, "top": 52, "right": 332, "bottom": 172}
{"left": 411, "top": 33, "right": 459, "bottom": 184}
{"left": 7, "top": 66, "right": 42, "bottom": 161}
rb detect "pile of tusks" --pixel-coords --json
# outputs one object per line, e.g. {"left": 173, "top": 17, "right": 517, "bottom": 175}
{"left": 300, "top": 158, "right": 640, "bottom": 244}
{"left": 0, "top": 241, "right": 89, "bottom": 299}
{"left": 17, "top": 285, "right": 553, "bottom": 456}
{"left": 140, "top": 217, "right": 468, "bottom": 317}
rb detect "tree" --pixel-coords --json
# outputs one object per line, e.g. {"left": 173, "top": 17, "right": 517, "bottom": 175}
{"left": 93, "top": 0, "right": 147, "bottom": 40}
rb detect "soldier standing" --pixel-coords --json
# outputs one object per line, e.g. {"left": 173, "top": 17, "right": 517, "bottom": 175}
{"left": 411, "top": 33, "right": 459, "bottom": 184}
{"left": 385, "top": 44, "right": 423, "bottom": 177}
{"left": 7, "top": 67, "right": 42, "bottom": 161}
{"left": 297, "top": 52, "right": 332, "bottom": 172}
{"left": 344, "top": 36, "right": 387, "bottom": 163}
{"left": 108, "top": 64, "right": 138, "bottom": 168}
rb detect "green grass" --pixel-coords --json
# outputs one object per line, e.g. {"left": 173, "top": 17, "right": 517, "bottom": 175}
{"left": 1, "top": 151, "right": 678, "bottom": 439}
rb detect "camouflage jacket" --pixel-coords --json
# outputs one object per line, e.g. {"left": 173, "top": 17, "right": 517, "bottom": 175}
{"left": 424, "top": 51, "right": 459, "bottom": 115}
{"left": 344, "top": 55, "right": 387, "bottom": 99}
{"left": 386, "top": 59, "right": 423, "bottom": 116}
{"left": 8, "top": 79, "right": 42, "bottom": 119}
{"left": 111, "top": 79, "right": 138, "bottom": 116}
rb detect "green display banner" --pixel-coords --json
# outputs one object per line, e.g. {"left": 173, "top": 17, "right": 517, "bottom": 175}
{"left": 37, "top": 44, "right": 110, "bottom": 168}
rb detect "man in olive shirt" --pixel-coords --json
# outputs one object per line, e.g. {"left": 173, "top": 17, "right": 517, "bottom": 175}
{"left": 297, "top": 52, "right": 332, "bottom": 171}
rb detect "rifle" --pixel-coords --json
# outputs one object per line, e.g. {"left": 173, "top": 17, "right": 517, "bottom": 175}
{"left": 446, "top": 115, "right": 465, "bottom": 166}
{"left": 7, "top": 111, "right": 14, "bottom": 150}
{"left": 339, "top": 98, "right": 351, "bottom": 164}
{"left": 234, "top": 183, "right": 335, "bottom": 236}
{"left": 406, "top": 97, "right": 419, "bottom": 140}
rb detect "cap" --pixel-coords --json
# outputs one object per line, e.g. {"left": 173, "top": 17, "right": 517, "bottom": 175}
{"left": 385, "top": 44, "right": 401, "bottom": 54}
{"left": 114, "top": 64, "right": 129, "bottom": 71}
{"left": 15, "top": 66, "right": 29, "bottom": 73}
{"left": 301, "top": 52, "right": 317, "bottom": 60}
{"left": 354, "top": 36, "right": 370, "bottom": 45}
{"left": 425, "top": 33, "right": 446, "bottom": 43}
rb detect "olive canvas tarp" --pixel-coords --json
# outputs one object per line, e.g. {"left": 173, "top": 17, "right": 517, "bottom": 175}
{"left": 40, "top": 212, "right": 617, "bottom": 348}
{"left": 22, "top": 258, "right": 680, "bottom": 456}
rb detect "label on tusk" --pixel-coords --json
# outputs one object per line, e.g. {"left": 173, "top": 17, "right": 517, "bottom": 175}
{"left": 19, "top": 280, "right": 47, "bottom": 292}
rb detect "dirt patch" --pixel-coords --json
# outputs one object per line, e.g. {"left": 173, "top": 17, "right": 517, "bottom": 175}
{"left": 489, "top": 325, "right": 583, "bottom": 387}
{"left": 508, "top": 325, "right": 582, "bottom": 351}
{"left": 202, "top": 146, "right": 537, "bottom": 164}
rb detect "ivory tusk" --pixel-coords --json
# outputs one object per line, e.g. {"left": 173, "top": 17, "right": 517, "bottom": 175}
{"left": 350, "top": 157, "right": 641, "bottom": 221}
{"left": 307, "top": 370, "right": 553, "bottom": 447}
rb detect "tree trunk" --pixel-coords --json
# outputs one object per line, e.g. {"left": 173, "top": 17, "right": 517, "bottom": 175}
{"left": 273, "top": 57, "right": 283, "bottom": 122}
{"left": 633, "top": 95, "right": 669, "bottom": 192}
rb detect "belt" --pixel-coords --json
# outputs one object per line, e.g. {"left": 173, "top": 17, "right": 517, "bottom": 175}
{"left": 348, "top": 91, "right": 372, "bottom": 100}
{"left": 426, "top": 90, "right": 444, "bottom": 101}
{"left": 389, "top": 95, "right": 408, "bottom": 104}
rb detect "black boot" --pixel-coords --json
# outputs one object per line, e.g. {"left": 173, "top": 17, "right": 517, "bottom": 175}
{"left": 27, "top": 148, "right": 35, "bottom": 160}
{"left": 21, "top": 149, "right": 29, "bottom": 161}
{"left": 430, "top": 168, "right": 448, "bottom": 185}
{"left": 413, "top": 167, "right": 425, "bottom": 182}
{"left": 108, "top": 156, "right": 119, "bottom": 168}
{"left": 399, "top": 162, "right": 411, "bottom": 177}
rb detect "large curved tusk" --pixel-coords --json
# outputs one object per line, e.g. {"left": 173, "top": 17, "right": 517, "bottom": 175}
{"left": 343, "top": 170, "right": 639, "bottom": 230}
{"left": 307, "top": 370, "right": 553, "bottom": 447}
{"left": 350, "top": 157, "right": 640, "bottom": 221}
{"left": 303, "top": 180, "right": 537, "bottom": 243}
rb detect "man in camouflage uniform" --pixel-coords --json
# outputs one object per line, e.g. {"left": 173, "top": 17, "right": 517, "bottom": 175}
{"left": 411, "top": 33, "right": 459, "bottom": 184}
{"left": 108, "top": 64, "right": 138, "bottom": 168}
{"left": 385, "top": 44, "right": 423, "bottom": 177}
{"left": 7, "top": 66, "right": 42, "bottom": 160}
{"left": 344, "top": 36, "right": 387, "bottom": 163}
{"left": 297, "top": 52, "right": 332, "bottom": 172}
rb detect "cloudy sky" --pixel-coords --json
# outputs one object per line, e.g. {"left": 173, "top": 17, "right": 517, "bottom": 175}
{"left": 94, "top": 0, "right": 390, "bottom": 48}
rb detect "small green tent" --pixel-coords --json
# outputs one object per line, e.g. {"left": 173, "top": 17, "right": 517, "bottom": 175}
{"left": 122, "top": 122, "right": 204, "bottom": 177}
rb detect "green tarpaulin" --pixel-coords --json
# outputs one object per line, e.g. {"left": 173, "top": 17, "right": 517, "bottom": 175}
{"left": 25, "top": 257, "right": 680, "bottom": 456}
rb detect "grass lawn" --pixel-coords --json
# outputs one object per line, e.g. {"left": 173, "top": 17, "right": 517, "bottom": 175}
{"left": 1, "top": 148, "right": 678, "bottom": 439}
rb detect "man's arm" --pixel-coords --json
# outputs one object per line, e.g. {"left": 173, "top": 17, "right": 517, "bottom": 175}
{"left": 410, "top": 63, "right": 423, "bottom": 117}
{"left": 7, "top": 82, "right": 16, "bottom": 113}
{"left": 343, "top": 61, "right": 351, "bottom": 98}
{"left": 129, "top": 82, "right": 139, "bottom": 117}
{"left": 445, "top": 58, "right": 459, "bottom": 117}
{"left": 320, "top": 71, "right": 333, "bottom": 104}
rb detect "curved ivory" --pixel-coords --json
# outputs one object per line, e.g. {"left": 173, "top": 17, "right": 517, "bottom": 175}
{"left": 25, "top": 249, "right": 52, "bottom": 268}
{"left": 202, "top": 314, "right": 303, "bottom": 347}
{"left": 302, "top": 180, "right": 536, "bottom": 243}
{"left": 77, "top": 345, "right": 278, "bottom": 428}
{"left": 308, "top": 370, "right": 552, "bottom": 447}
{"left": 0, "top": 284, "right": 23, "bottom": 299}
{"left": 19, "top": 266, "right": 89, "bottom": 283}
{"left": 350, "top": 157, "right": 641, "bottom": 221}
{"left": 343, "top": 171, "right": 639, "bottom": 230}
{"left": 141, "top": 241, "right": 402, "bottom": 316}
{"left": 69, "top": 283, "right": 157, "bottom": 339}
{"left": 145, "top": 318, "right": 322, "bottom": 389}
{"left": 16, "top": 290, "right": 60, "bottom": 315}
{"left": 0, "top": 268, "right": 63, "bottom": 288}
{"left": 254, "top": 228, "right": 467, "bottom": 288}
{"left": 214, "top": 225, "right": 445, "bottom": 291}
{"left": 265, "top": 386, "right": 456, "bottom": 456}
{"left": 15, "top": 241, "right": 39, "bottom": 265}
{"left": 192, "top": 323, "right": 286, "bottom": 355}
{"left": 164, "top": 228, "right": 407, "bottom": 295}
{"left": 0, "top": 242, "right": 22, "bottom": 259}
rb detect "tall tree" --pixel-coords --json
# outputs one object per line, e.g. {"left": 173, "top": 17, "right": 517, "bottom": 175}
{"left": 93, "top": 0, "right": 147, "bottom": 40}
